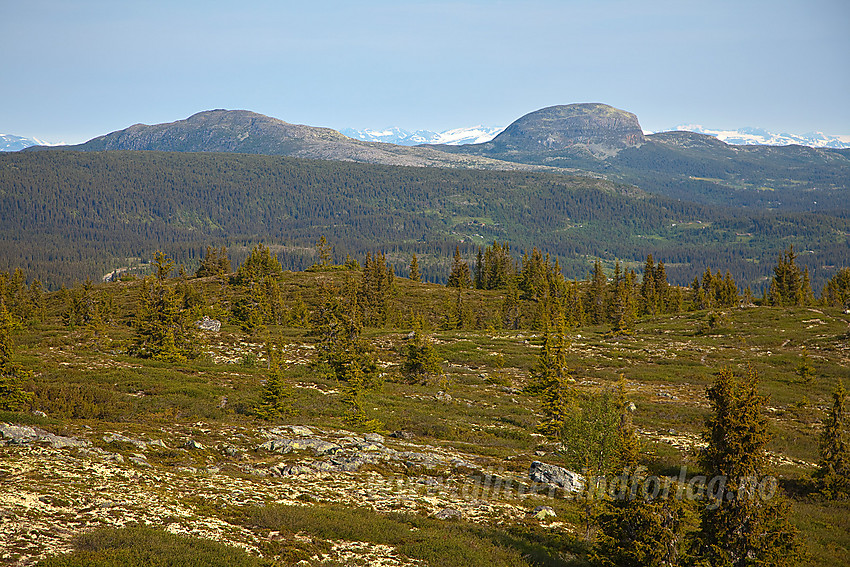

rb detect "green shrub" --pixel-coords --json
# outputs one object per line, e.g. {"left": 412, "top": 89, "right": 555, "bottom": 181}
{"left": 36, "top": 527, "right": 269, "bottom": 567}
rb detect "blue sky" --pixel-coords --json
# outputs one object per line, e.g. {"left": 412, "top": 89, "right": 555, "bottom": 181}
{"left": 3, "top": 0, "right": 849, "bottom": 144}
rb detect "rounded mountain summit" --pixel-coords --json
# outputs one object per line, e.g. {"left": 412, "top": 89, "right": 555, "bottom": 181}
{"left": 484, "top": 103, "right": 646, "bottom": 155}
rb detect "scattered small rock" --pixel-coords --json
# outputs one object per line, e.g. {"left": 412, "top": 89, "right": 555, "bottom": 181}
{"left": 221, "top": 445, "right": 244, "bottom": 459}
{"left": 129, "top": 455, "right": 152, "bottom": 468}
{"left": 182, "top": 439, "right": 205, "bottom": 450}
{"left": 435, "top": 390, "right": 452, "bottom": 402}
{"left": 531, "top": 505, "right": 556, "bottom": 520}
{"left": 196, "top": 316, "right": 221, "bottom": 332}
{"left": 271, "top": 463, "right": 313, "bottom": 476}
{"left": 434, "top": 508, "right": 462, "bottom": 520}
{"left": 287, "top": 425, "right": 314, "bottom": 437}
{"left": 103, "top": 433, "right": 148, "bottom": 451}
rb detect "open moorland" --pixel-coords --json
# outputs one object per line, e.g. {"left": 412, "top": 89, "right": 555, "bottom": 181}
{"left": 1, "top": 248, "right": 849, "bottom": 566}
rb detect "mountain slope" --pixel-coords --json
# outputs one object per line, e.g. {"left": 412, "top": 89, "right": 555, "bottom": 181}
{"left": 45, "top": 110, "right": 559, "bottom": 173}
{"left": 665, "top": 124, "right": 850, "bottom": 149}
{"left": 340, "top": 126, "right": 504, "bottom": 146}
{"left": 484, "top": 103, "right": 645, "bottom": 156}
{"left": 28, "top": 104, "right": 850, "bottom": 211}
{"left": 1, "top": 133, "right": 52, "bottom": 152}
{"left": 435, "top": 104, "right": 850, "bottom": 210}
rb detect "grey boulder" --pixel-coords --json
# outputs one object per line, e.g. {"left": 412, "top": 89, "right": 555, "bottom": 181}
{"left": 529, "top": 461, "right": 584, "bottom": 493}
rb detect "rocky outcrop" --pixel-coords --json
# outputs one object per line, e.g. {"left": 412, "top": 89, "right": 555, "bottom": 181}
{"left": 258, "top": 437, "right": 339, "bottom": 455}
{"left": 529, "top": 461, "right": 584, "bottom": 493}
{"left": 256, "top": 428, "right": 478, "bottom": 475}
{"left": 0, "top": 423, "right": 90, "bottom": 449}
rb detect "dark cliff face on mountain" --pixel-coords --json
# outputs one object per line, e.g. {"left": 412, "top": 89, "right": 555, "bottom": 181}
{"left": 486, "top": 103, "right": 646, "bottom": 154}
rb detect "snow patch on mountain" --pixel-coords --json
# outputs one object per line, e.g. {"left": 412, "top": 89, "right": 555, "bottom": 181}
{"left": 340, "top": 126, "right": 504, "bottom": 146}
{"left": 652, "top": 125, "right": 850, "bottom": 149}
{"left": 1, "top": 134, "right": 59, "bottom": 151}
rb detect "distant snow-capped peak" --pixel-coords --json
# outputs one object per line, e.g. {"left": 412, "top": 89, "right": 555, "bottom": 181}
{"left": 655, "top": 125, "right": 850, "bottom": 149}
{"left": 0, "top": 133, "right": 59, "bottom": 151}
{"left": 340, "top": 125, "right": 504, "bottom": 146}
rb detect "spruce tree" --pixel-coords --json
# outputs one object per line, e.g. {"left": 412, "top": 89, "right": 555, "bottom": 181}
{"left": 691, "top": 276, "right": 705, "bottom": 310}
{"left": 446, "top": 246, "right": 472, "bottom": 288}
{"left": 235, "top": 244, "right": 283, "bottom": 284}
{"left": 474, "top": 246, "right": 484, "bottom": 289}
{"left": 501, "top": 279, "right": 521, "bottom": 330}
{"left": 0, "top": 300, "right": 32, "bottom": 411}
{"left": 316, "top": 236, "right": 333, "bottom": 267}
{"left": 5, "top": 268, "right": 33, "bottom": 323}
{"left": 795, "top": 347, "right": 815, "bottom": 384}
{"left": 691, "top": 367, "right": 802, "bottom": 567}
{"left": 532, "top": 307, "right": 573, "bottom": 437}
{"left": 655, "top": 261, "right": 670, "bottom": 312}
{"left": 479, "top": 240, "right": 515, "bottom": 290}
{"left": 361, "top": 252, "right": 395, "bottom": 327}
{"left": 519, "top": 247, "right": 550, "bottom": 301}
{"left": 821, "top": 267, "right": 850, "bottom": 307}
{"left": 29, "top": 279, "right": 45, "bottom": 323}
{"left": 815, "top": 382, "right": 850, "bottom": 498}
{"left": 769, "top": 246, "right": 804, "bottom": 306}
{"left": 232, "top": 244, "right": 284, "bottom": 333}
{"left": 341, "top": 358, "right": 383, "bottom": 432}
{"left": 130, "top": 252, "right": 197, "bottom": 362}
{"left": 256, "top": 343, "right": 293, "bottom": 420}
{"left": 312, "top": 277, "right": 379, "bottom": 390}
{"left": 594, "top": 378, "right": 691, "bottom": 567}
{"left": 640, "top": 254, "right": 658, "bottom": 316}
{"left": 801, "top": 267, "right": 814, "bottom": 305}
{"left": 153, "top": 250, "right": 174, "bottom": 281}
{"left": 286, "top": 291, "right": 310, "bottom": 327}
{"left": 586, "top": 260, "right": 607, "bottom": 324}
{"left": 401, "top": 323, "right": 442, "bottom": 383}
{"left": 195, "top": 245, "right": 231, "bottom": 277}
{"left": 609, "top": 264, "right": 636, "bottom": 335}
{"left": 409, "top": 253, "right": 421, "bottom": 282}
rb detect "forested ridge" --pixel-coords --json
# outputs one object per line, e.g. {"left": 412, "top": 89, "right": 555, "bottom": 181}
{"left": 1, "top": 150, "right": 848, "bottom": 290}
{"left": 438, "top": 127, "right": 850, "bottom": 210}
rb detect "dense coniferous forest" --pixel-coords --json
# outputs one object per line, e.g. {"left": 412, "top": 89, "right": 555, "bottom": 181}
{"left": 1, "top": 150, "right": 849, "bottom": 291}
